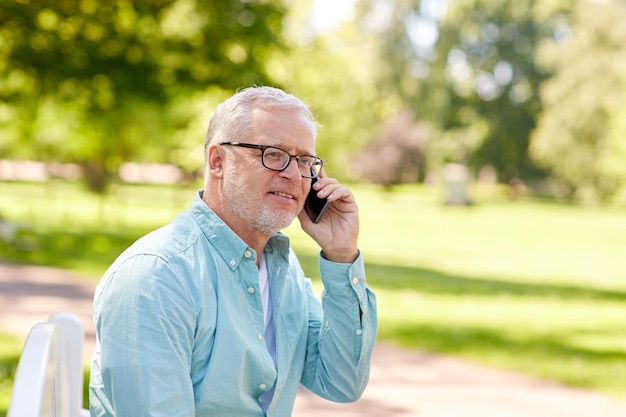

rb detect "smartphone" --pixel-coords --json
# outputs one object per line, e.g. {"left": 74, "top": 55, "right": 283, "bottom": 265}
{"left": 304, "top": 177, "right": 330, "bottom": 223}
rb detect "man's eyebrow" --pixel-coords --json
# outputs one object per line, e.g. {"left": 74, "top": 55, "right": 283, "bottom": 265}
{"left": 266, "top": 143, "right": 317, "bottom": 156}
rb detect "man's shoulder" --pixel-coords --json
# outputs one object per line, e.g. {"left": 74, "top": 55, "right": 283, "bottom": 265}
{"left": 118, "top": 211, "right": 203, "bottom": 263}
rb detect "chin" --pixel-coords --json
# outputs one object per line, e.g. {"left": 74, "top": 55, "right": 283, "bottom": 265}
{"left": 254, "top": 209, "right": 296, "bottom": 234}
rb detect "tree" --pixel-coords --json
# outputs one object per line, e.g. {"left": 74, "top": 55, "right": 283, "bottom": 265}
{"left": 530, "top": 0, "right": 626, "bottom": 203}
{"left": 354, "top": 109, "right": 428, "bottom": 186}
{"left": 354, "top": 0, "right": 570, "bottom": 184}
{"left": 0, "top": 0, "right": 286, "bottom": 192}
{"left": 266, "top": 0, "right": 402, "bottom": 182}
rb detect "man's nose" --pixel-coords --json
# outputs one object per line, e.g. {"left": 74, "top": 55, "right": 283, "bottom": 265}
{"left": 280, "top": 157, "right": 302, "bottom": 179}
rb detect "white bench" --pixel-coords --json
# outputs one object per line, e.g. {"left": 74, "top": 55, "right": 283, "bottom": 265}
{"left": 8, "top": 312, "right": 90, "bottom": 417}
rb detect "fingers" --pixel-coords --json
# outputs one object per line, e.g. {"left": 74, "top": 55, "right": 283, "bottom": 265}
{"left": 312, "top": 177, "right": 354, "bottom": 203}
{"left": 299, "top": 176, "right": 360, "bottom": 262}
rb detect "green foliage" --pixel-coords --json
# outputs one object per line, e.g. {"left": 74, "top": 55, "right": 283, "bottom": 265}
{"left": 0, "top": 0, "right": 286, "bottom": 192}
{"left": 355, "top": 0, "right": 567, "bottom": 182}
{"left": 267, "top": 3, "right": 400, "bottom": 181}
{"left": 599, "top": 105, "right": 626, "bottom": 204}
{"left": 530, "top": 0, "right": 626, "bottom": 203}
{"left": 2, "top": 0, "right": 624, "bottom": 203}
{"left": 350, "top": 0, "right": 626, "bottom": 202}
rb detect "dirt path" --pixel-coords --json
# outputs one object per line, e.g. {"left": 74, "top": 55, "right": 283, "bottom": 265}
{"left": 1, "top": 262, "right": 625, "bottom": 416}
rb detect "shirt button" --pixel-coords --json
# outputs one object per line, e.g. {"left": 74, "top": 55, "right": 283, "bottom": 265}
{"left": 257, "top": 333, "right": 264, "bottom": 341}
{"left": 229, "top": 259, "right": 236, "bottom": 266}
{"left": 259, "top": 383, "right": 267, "bottom": 390}
{"left": 247, "top": 287, "right": 255, "bottom": 294}
{"left": 351, "top": 277, "right": 359, "bottom": 285}
{"left": 356, "top": 329, "right": 363, "bottom": 336}
{"left": 244, "top": 250, "right": 252, "bottom": 258}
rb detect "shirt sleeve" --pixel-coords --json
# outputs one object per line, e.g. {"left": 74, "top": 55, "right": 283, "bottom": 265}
{"left": 92, "top": 254, "right": 197, "bottom": 417}
{"left": 299, "top": 250, "right": 378, "bottom": 402}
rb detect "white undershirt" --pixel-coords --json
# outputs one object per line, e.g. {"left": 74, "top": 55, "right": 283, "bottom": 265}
{"left": 258, "top": 254, "right": 273, "bottom": 339}
{"left": 258, "top": 254, "right": 276, "bottom": 411}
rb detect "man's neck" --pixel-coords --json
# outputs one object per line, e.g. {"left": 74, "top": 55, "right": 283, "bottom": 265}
{"left": 202, "top": 190, "right": 271, "bottom": 267}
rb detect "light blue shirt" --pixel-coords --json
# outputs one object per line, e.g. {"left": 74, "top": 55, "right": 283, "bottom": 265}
{"left": 89, "top": 191, "right": 377, "bottom": 417}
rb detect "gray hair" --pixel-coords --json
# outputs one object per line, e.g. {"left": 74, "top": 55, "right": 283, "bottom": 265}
{"left": 204, "top": 86, "right": 317, "bottom": 156}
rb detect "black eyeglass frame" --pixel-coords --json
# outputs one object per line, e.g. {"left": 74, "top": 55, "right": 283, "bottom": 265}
{"left": 220, "top": 141, "right": 325, "bottom": 179}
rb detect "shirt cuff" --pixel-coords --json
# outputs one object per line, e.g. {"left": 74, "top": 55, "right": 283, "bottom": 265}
{"left": 319, "top": 250, "right": 367, "bottom": 300}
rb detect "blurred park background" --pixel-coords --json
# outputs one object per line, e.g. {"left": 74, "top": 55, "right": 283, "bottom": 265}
{"left": 1, "top": 0, "right": 625, "bottom": 413}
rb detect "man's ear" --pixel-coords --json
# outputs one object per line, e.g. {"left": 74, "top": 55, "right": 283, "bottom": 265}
{"left": 207, "top": 144, "right": 225, "bottom": 179}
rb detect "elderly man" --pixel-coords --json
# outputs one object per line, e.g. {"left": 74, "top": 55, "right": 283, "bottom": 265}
{"left": 90, "top": 86, "right": 377, "bottom": 416}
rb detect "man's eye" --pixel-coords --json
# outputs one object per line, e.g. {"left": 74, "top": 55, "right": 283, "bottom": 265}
{"left": 266, "top": 150, "right": 283, "bottom": 159}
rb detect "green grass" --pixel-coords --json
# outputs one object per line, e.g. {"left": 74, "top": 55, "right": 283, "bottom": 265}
{"left": 347, "top": 184, "right": 626, "bottom": 397}
{"left": 287, "top": 186, "right": 626, "bottom": 398}
{"left": 0, "top": 180, "right": 192, "bottom": 277}
{"left": 0, "top": 333, "right": 22, "bottom": 415}
{"left": 1, "top": 180, "right": 625, "bottom": 411}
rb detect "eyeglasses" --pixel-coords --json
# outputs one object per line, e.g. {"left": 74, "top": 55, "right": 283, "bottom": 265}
{"left": 220, "top": 142, "right": 324, "bottom": 179}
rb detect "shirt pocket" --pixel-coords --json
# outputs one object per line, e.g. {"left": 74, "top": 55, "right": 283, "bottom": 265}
{"left": 279, "top": 309, "right": 308, "bottom": 381}
{"left": 279, "top": 309, "right": 307, "bottom": 352}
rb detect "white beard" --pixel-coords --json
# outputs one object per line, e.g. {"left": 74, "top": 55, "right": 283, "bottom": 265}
{"left": 221, "top": 164, "right": 297, "bottom": 235}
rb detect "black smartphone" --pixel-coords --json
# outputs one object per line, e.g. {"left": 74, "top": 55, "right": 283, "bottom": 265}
{"left": 304, "top": 177, "right": 330, "bottom": 223}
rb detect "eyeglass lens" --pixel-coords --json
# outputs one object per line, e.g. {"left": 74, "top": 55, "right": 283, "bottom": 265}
{"left": 263, "top": 147, "right": 322, "bottom": 178}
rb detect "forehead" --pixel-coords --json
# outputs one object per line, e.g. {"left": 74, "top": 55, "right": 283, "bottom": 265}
{"left": 249, "top": 106, "right": 316, "bottom": 153}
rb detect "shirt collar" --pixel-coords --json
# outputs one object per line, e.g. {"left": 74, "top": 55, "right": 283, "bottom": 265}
{"left": 190, "top": 191, "right": 290, "bottom": 269}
